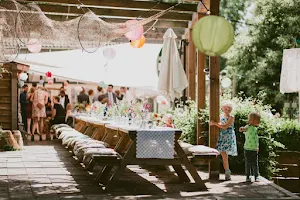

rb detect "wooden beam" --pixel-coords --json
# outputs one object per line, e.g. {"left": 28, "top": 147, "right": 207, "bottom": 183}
{"left": 37, "top": 4, "right": 193, "bottom": 21}
{"left": 47, "top": 15, "right": 189, "bottom": 28}
{"left": 187, "top": 13, "right": 198, "bottom": 101}
{"left": 196, "top": 13, "right": 206, "bottom": 145}
{"left": 208, "top": 0, "right": 220, "bottom": 180}
{"left": 197, "top": 0, "right": 210, "bottom": 13}
{"left": 21, "top": 0, "right": 198, "bottom": 13}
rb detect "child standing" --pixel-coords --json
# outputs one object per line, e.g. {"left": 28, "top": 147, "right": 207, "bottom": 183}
{"left": 210, "top": 103, "right": 237, "bottom": 180}
{"left": 239, "top": 112, "right": 261, "bottom": 182}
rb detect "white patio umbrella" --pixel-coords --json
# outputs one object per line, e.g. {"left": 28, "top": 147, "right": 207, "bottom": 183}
{"left": 279, "top": 48, "right": 300, "bottom": 119}
{"left": 158, "top": 28, "right": 188, "bottom": 100}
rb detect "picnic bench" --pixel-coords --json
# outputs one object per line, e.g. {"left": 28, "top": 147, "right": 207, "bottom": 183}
{"left": 53, "top": 115, "right": 219, "bottom": 191}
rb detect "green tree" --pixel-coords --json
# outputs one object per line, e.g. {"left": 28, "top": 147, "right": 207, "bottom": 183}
{"left": 219, "top": 0, "right": 251, "bottom": 71}
{"left": 226, "top": 0, "right": 300, "bottom": 110}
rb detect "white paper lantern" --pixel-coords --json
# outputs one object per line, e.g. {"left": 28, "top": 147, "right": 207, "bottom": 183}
{"left": 103, "top": 48, "right": 116, "bottom": 60}
{"left": 98, "top": 81, "right": 107, "bottom": 88}
{"left": 221, "top": 77, "right": 232, "bottom": 88}
{"left": 75, "top": 86, "right": 83, "bottom": 93}
{"left": 19, "top": 73, "right": 28, "bottom": 81}
{"left": 19, "top": 81, "right": 24, "bottom": 87}
{"left": 27, "top": 39, "right": 42, "bottom": 53}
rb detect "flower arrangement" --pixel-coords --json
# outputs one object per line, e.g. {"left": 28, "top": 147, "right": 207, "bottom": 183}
{"left": 91, "top": 102, "right": 107, "bottom": 116}
{"left": 74, "top": 103, "right": 86, "bottom": 112}
{"left": 150, "top": 113, "right": 163, "bottom": 126}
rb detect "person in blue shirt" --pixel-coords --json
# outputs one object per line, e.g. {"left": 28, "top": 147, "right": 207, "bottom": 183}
{"left": 20, "top": 84, "right": 29, "bottom": 132}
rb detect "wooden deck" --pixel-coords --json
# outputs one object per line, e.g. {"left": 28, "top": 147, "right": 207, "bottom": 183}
{"left": 0, "top": 138, "right": 299, "bottom": 200}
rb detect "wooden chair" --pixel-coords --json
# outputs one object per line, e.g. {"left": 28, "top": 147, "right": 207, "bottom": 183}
{"left": 272, "top": 151, "right": 300, "bottom": 194}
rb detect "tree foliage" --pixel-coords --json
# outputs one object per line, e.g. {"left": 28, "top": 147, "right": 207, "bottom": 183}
{"left": 226, "top": 0, "right": 300, "bottom": 108}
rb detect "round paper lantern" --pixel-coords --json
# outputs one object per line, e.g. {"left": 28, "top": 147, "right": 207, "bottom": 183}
{"left": 98, "top": 81, "right": 107, "bottom": 88}
{"left": 64, "top": 81, "right": 69, "bottom": 87}
{"left": 103, "top": 48, "right": 116, "bottom": 60}
{"left": 19, "top": 73, "right": 28, "bottom": 81}
{"left": 39, "top": 79, "right": 44, "bottom": 85}
{"left": 19, "top": 81, "right": 24, "bottom": 88}
{"left": 221, "top": 77, "right": 232, "bottom": 88}
{"left": 130, "top": 35, "right": 146, "bottom": 48}
{"left": 156, "top": 95, "right": 168, "bottom": 105}
{"left": 75, "top": 86, "right": 83, "bottom": 93}
{"left": 48, "top": 79, "right": 53, "bottom": 85}
{"left": 27, "top": 39, "right": 42, "bottom": 53}
{"left": 192, "top": 16, "right": 234, "bottom": 56}
{"left": 125, "top": 20, "right": 144, "bottom": 40}
{"left": 45, "top": 71, "right": 52, "bottom": 78}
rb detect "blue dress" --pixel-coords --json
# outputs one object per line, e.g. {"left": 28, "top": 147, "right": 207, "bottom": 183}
{"left": 216, "top": 115, "right": 237, "bottom": 156}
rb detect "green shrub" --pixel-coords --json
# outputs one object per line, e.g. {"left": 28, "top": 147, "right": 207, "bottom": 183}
{"left": 169, "top": 96, "right": 285, "bottom": 178}
{"left": 273, "top": 120, "right": 300, "bottom": 151}
{"left": 166, "top": 100, "right": 198, "bottom": 144}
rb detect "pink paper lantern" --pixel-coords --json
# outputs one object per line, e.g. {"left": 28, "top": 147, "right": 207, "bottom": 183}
{"left": 27, "top": 39, "right": 42, "bottom": 53}
{"left": 103, "top": 48, "right": 116, "bottom": 60}
{"left": 48, "top": 79, "right": 53, "bottom": 85}
{"left": 124, "top": 20, "right": 144, "bottom": 40}
{"left": 64, "top": 81, "right": 69, "bottom": 87}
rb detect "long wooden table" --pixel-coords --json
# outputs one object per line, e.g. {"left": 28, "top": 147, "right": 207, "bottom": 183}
{"left": 73, "top": 116, "right": 207, "bottom": 191}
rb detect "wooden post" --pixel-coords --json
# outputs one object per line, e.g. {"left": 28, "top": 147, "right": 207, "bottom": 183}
{"left": 188, "top": 19, "right": 196, "bottom": 101}
{"left": 185, "top": 29, "right": 190, "bottom": 98}
{"left": 195, "top": 1, "right": 210, "bottom": 145}
{"left": 196, "top": 49, "right": 206, "bottom": 144}
{"left": 2, "top": 63, "right": 18, "bottom": 130}
{"left": 208, "top": 0, "right": 220, "bottom": 180}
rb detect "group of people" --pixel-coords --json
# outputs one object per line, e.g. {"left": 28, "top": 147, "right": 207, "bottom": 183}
{"left": 20, "top": 83, "right": 134, "bottom": 141}
{"left": 77, "top": 84, "right": 133, "bottom": 106}
{"left": 210, "top": 103, "right": 261, "bottom": 182}
{"left": 20, "top": 84, "right": 70, "bottom": 141}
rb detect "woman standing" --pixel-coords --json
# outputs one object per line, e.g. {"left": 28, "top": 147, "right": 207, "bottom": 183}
{"left": 31, "top": 87, "right": 48, "bottom": 141}
{"left": 26, "top": 87, "right": 35, "bottom": 137}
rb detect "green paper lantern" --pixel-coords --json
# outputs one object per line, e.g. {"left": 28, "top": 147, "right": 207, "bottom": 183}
{"left": 192, "top": 16, "right": 234, "bottom": 56}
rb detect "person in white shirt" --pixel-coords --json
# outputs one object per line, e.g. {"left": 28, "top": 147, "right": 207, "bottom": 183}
{"left": 120, "top": 87, "right": 134, "bottom": 104}
{"left": 59, "top": 90, "right": 69, "bottom": 109}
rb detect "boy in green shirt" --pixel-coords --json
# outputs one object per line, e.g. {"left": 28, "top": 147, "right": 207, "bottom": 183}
{"left": 239, "top": 112, "right": 261, "bottom": 182}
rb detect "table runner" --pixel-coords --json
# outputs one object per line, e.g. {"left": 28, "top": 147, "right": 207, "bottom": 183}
{"left": 136, "top": 129, "right": 175, "bottom": 159}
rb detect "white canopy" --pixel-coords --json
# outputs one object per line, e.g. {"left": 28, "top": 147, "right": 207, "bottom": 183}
{"left": 15, "top": 43, "right": 162, "bottom": 90}
{"left": 158, "top": 28, "right": 188, "bottom": 100}
{"left": 280, "top": 48, "right": 300, "bottom": 93}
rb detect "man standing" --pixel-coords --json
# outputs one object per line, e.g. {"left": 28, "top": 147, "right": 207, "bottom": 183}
{"left": 120, "top": 87, "right": 134, "bottom": 104}
{"left": 104, "top": 84, "right": 123, "bottom": 106}
{"left": 59, "top": 90, "right": 70, "bottom": 109}
{"left": 20, "top": 84, "right": 29, "bottom": 132}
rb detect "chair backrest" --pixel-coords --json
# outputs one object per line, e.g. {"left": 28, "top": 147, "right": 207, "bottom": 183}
{"left": 91, "top": 124, "right": 106, "bottom": 141}
{"left": 102, "top": 126, "right": 119, "bottom": 148}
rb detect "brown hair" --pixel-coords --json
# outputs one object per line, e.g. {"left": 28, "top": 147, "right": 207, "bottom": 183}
{"left": 248, "top": 112, "right": 261, "bottom": 122}
{"left": 29, "top": 88, "right": 35, "bottom": 93}
{"left": 97, "top": 86, "right": 103, "bottom": 92}
{"left": 88, "top": 89, "right": 94, "bottom": 95}
{"left": 98, "top": 94, "right": 105, "bottom": 102}
{"left": 53, "top": 96, "right": 60, "bottom": 102}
